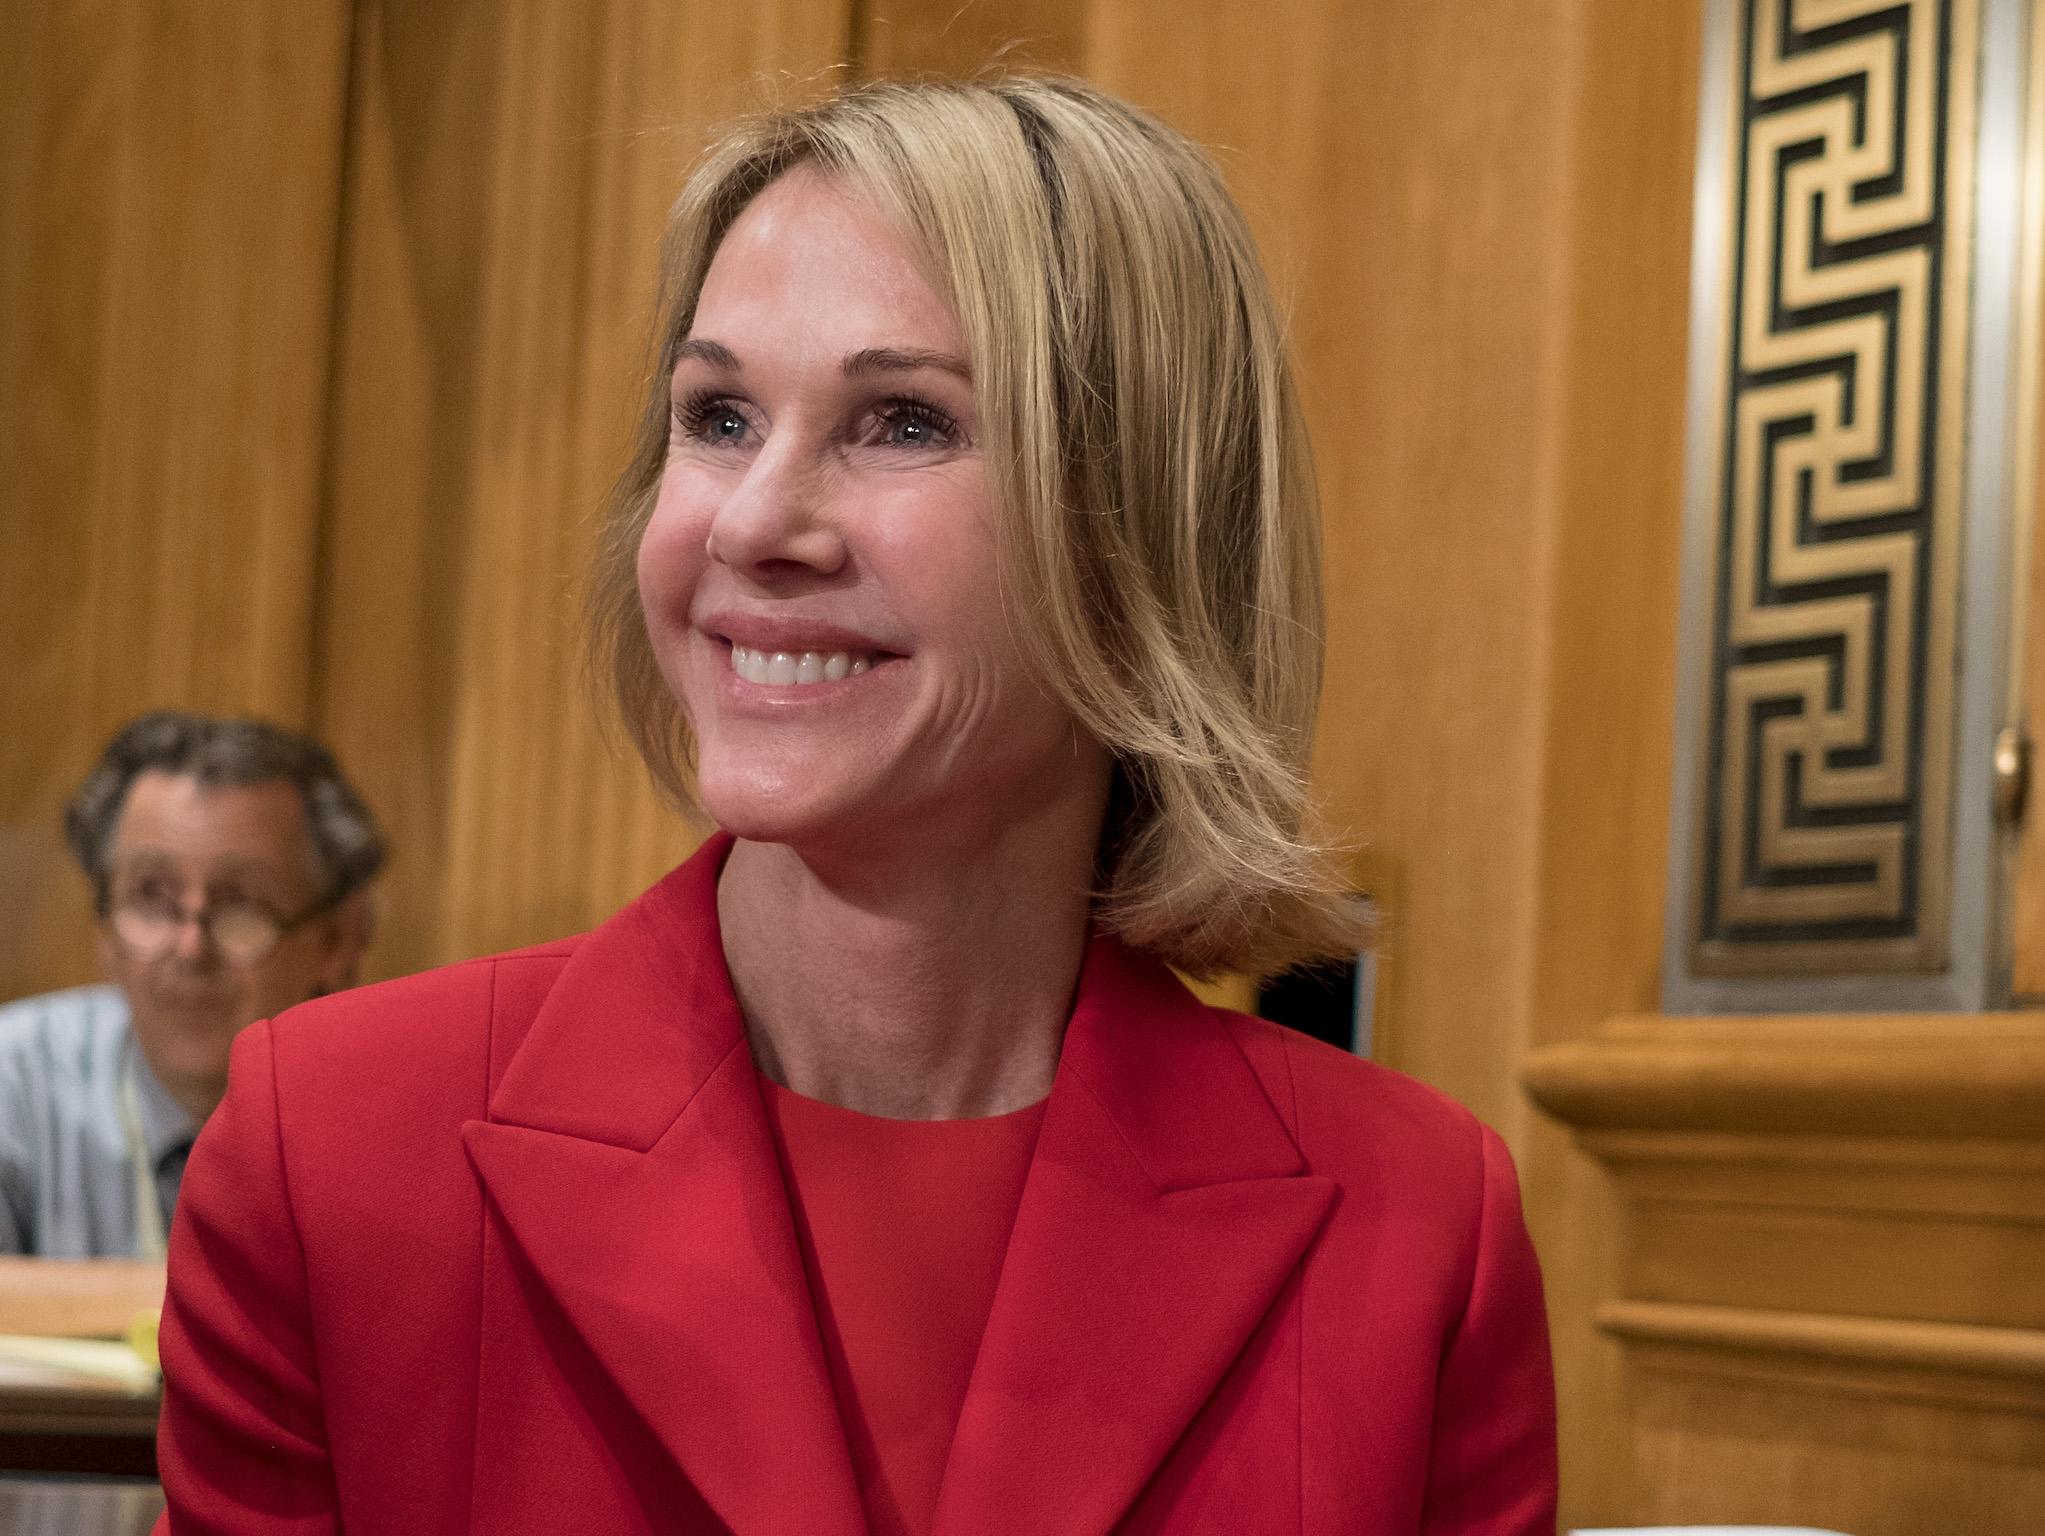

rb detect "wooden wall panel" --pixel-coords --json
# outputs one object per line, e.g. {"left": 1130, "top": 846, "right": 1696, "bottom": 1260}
{"left": 1086, "top": 0, "right": 1584, "bottom": 1150}
{"left": 309, "top": 2, "right": 507, "bottom": 986}
{"left": 0, "top": 1, "right": 353, "bottom": 1002}
{"left": 1521, "top": 0, "right": 1702, "bottom": 1521}
{"left": 1608, "top": 1297, "right": 2045, "bottom": 1535}
{"left": 318, "top": 0, "right": 853, "bottom": 979}
{"left": 856, "top": 0, "right": 1086, "bottom": 74}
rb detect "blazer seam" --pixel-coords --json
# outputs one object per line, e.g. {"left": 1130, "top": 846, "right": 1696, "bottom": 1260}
{"left": 417, "top": 945, "right": 579, "bottom": 980}
{"left": 1068, "top": 1030, "right": 1318, "bottom": 1196}
{"left": 1282, "top": 1029, "right": 1306, "bottom": 1534}
{"left": 1414, "top": 1118, "right": 1493, "bottom": 1533}
{"left": 1064, "top": 1062, "right": 1169, "bottom": 1194}
{"left": 1218, "top": 1011, "right": 1311, "bottom": 1172}
{"left": 263, "top": 1018, "right": 341, "bottom": 1502}
{"left": 651, "top": 1033, "right": 749, "bottom": 1149}
{"left": 1440, "top": 1116, "right": 1489, "bottom": 1359}
{"left": 466, "top": 958, "right": 498, "bottom": 1535}
{"left": 1278, "top": 1026, "right": 1305, "bottom": 1150}
{"left": 1296, "top": 1257, "right": 1307, "bottom": 1535}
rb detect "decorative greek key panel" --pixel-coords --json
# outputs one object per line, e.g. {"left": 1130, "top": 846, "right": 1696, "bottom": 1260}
{"left": 1681, "top": 0, "right": 1982, "bottom": 981}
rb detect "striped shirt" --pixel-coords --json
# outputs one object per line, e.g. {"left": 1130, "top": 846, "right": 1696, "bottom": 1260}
{"left": 0, "top": 985, "right": 197, "bottom": 1257}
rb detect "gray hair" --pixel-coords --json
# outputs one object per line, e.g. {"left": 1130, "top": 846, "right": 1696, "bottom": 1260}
{"left": 65, "top": 711, "right": 386, "bottom": 901}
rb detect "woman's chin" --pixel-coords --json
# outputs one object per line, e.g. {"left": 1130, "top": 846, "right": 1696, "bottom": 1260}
{"left": 698, "top": 769, "right": 882, "bottom": 852}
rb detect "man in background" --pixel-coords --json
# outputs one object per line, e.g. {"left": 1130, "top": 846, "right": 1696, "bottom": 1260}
{"left": 0, "top": 712, "right": 385, "bottom": 1257}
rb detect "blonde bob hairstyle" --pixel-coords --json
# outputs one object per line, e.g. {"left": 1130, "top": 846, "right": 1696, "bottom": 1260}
{"left": 589, "top": 74, "right": 1365, "bottom": 979}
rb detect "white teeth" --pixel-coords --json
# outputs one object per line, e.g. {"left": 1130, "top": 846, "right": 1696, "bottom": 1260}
{"left": 729, "top": 644, "right": 880, "bottom": 686}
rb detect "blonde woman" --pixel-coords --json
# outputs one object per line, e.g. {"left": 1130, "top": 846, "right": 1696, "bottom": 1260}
{"left": 155, "top": 76, "right": 1555, "bottom": 1535}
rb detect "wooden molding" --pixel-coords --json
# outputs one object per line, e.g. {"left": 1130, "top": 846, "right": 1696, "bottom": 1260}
{"left": 1527, "top": 1019, "right": 2045, "bottom": 1330}
{"left": 1524, "top": 1012, "right": 2045, "bottom": 1138}
{"left": 1602, "top": 1300, "right": 2045, "bottom": 1389}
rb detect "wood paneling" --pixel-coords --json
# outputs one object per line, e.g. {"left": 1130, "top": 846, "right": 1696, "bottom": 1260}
{"left": 0, "top": 1, "right": 353, "bottom": 1002}
{"left": 310, "top": 0, "right": 508, "bottom": 985}
{"left": 855, "top": 0, "right": 1085, "bottom": 74}
{"left": 317, "top": 0, "right": 852, "bottom": 979}
{"left": 1530, "top": 1013, "right": 2045, "bottom": 1535}
{"left": 1518, "top": 0, "right": 1703, "bottom": 1514}
{"left": 1620, "top": 1304, "right": 2045, "bottom": 1535}
{"left": 1089, "top": 0, "right": 1576, "bottom": 1124}
{"left": 2, "top": 0, "right": 861, "bottom": 993}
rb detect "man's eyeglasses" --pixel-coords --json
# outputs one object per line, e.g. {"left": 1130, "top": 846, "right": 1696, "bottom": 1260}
{"left": 98, "top": 883, "right": 338, "bottom": 966}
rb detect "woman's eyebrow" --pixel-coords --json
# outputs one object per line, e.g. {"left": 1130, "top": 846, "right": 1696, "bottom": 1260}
{"left": 674, "top": 337, "right": 741, "bottom": 372}
{"left": 842, "top": 347, "right": 972, "bottom": 382}
{"left": 674, "top": 339, "right": 971, "bottom": 381}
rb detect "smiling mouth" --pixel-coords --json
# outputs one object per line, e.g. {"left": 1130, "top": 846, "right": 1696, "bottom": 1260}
{"left": 728, "top": 643, "right": 890, "bottom": 686}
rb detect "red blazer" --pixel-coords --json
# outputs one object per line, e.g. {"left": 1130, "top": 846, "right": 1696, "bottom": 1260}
{"left": 155, "top": 836, "right": 1555, "bottom": 1534}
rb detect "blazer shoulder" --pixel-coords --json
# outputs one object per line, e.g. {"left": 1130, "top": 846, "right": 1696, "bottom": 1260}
{"left": 260, "top": 937, "right": 582, "bottom": 1105}
{"left": 1217, "top": 1009, "right": 1491, "bottom": 1186}
{"left": 1217, "top": 1011, "right": 1525, "bottom": 1333}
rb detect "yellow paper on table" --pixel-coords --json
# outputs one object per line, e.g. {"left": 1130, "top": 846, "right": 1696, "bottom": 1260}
{"left": 127, "top": 1306, "right": 160, "bottom": 1369}
{"left": 0, "top": 1332, "right": 159, "bottom": 1392}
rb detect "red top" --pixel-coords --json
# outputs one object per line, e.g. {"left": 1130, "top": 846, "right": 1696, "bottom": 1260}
{"left": 760, "top": 1073, "right": 1047, "bottom": 1536}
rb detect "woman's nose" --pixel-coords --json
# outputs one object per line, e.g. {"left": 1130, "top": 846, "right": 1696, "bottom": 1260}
{"left": 704, "top": 438, "right": 847, "bottom": 578}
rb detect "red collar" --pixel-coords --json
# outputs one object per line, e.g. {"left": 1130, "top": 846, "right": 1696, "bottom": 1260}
{"left": 465, "top": 832, "right": 1332, "bottom": 1535}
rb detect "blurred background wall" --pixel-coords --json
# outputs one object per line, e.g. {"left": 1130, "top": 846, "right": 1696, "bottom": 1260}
{"left": 0, "top": 1, "right": 1705, "bottom": 1525}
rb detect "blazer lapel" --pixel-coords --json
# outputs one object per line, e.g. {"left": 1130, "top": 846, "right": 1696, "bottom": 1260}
{"left": 933, "top": 940, "right": 1335, "bottom": 1536}
{"left": 462, "top": 835, "right": 865, "bottom": 1536}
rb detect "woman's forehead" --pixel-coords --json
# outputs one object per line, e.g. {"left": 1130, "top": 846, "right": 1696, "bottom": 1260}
{"left": 688, "top": 172, "right": 967, "bottom": 373}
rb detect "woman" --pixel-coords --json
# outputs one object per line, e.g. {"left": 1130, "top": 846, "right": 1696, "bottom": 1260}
{"left": 155, "top": 76, "right": 1554, "bottom": 1534}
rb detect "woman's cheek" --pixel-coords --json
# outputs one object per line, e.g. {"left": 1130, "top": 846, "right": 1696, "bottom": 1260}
{"left": 636, "top": 492, "right": 709, "bottom": 624}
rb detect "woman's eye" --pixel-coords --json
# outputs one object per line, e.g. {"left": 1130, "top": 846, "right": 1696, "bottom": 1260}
{"left": 674, "top": 395, "right": 750, "bottom": 445}
{"left": 874, "top": 399, "right": 960, "bottom": 448}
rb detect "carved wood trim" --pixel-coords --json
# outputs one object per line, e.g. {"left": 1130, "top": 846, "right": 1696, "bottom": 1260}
{"left": 1527, "top": 1013, "right": 2045, "bottom": 1526}
{"left": 1524, "top": 1012, "right": 2045, "bottom": 1137}
{"left": 1603, "top": 1300, "right": 2045, "bottom": 1390}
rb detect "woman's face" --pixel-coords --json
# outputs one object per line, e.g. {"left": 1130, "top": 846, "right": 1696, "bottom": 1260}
{"left": 638, "top": 168, "right": 1100, "bottom": 860}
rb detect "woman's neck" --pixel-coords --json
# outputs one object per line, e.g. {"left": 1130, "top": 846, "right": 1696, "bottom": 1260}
{"left": 716, "top": 809, "right": 1101, "bottom": 1120}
